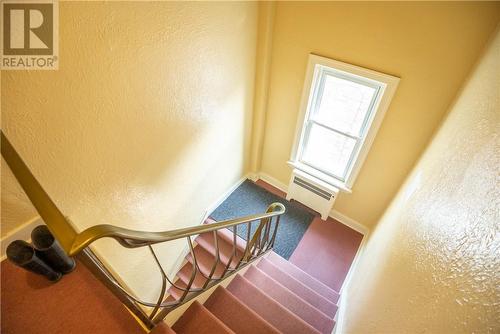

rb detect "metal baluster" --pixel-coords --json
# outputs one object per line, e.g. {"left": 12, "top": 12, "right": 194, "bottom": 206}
{"left": 202, "top": 231, "right": 220, "bottom": 289}
{"left": 219, "top": 225, "right": 239, "bottom": 277}
{"left": 149, "top": 245, "right": 200, "bottom": 296}
{"left": 148, "top": 245, "right": 168, "bottom": 320}
{"left": 254, "top": 220, "right": 266, "bottom": 256}
{"left": 232, "top": 225, "right": 239, "bottom": 270}
{"left": 240, "top": 221, "right": 254, "bottom": 264}
{"left": 249, "top": 218, "right": 268, "bottom": 260}
{"left": 178, "top": 236, "right": 197, "bottom": 303}
{"left": 260, "top": 217, "right": 273, "bottom": 251}
{"left": 268, "top": 216, "right": 281, "bottom": 250}
{"left": 190, "top": 233, "right": 223, "bottom": 282}
{"left": 232, "top": 225, "right": 244, "bottom": 271}
{"left": 219, "top": 245, "right": 235, "bottom": 277}
{"left": 254, "top": 221, "right": 268, "bottom": 258}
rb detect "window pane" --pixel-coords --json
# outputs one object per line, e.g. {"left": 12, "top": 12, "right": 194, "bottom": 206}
{"left": 313, "top": 73, "right": 377, "bottom": 136}
{"left": 301, "top": 123, "right": 357, "bottom": 178}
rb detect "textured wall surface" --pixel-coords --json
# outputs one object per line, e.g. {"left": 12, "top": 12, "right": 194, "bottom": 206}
{"left": 259, "top": 2, "right": 500, "bottom": 228}
{"left": 1, "top": 158, "right": 38, "bottom": 234}
{"left": 1, "top": 1, "right": 257, "bottom": 300}
{"left": 341, "top": 30, "right": 500, "bottom": 333}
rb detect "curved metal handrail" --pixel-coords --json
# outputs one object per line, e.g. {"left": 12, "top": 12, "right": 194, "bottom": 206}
{"left": 1, "top": 130, "right": 287, "bottom": 329}
{"left": 69, "top": 202, "right": 285, "bottom": 256}
{"left": 71, "top": 201, "right": 285, "bottom": 323}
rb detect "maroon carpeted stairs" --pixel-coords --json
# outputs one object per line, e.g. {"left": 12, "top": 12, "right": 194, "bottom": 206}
{"left": 165, "top": 219, "right": 340, "bottom": 334}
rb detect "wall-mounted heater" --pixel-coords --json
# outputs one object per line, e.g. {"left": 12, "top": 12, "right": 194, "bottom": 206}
{"left": 286, "top": 169, "right": 339, "bottom": 220}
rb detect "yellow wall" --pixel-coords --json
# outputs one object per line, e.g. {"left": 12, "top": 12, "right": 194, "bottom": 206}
{"left": 259, "top": 2, "right": 500, "bottom": 228}
{"left": 2, "top": 0, "right": 499, "bottom": 310}
{"left": 1, "top": 158, "right": 39, "bottom": 234}
{"left": 249, "top": 2, "right": 275, "bottom": 174}
{"left": 341, "top": 29, "right": 500, "bottom": 333}
{"left": 1, "top": 1, "right": 258, "bottom": 300}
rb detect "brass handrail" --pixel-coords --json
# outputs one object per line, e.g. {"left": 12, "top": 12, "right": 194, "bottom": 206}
{"left": 69, "top": 202, "right": 285, "bottom": 256}
{"left": 1, "top": 131, "right": 77, "bottom": 251}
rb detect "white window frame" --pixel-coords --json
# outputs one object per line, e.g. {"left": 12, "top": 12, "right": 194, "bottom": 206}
{"left": 289, "top": 54, "right": 399, "bottom": 191}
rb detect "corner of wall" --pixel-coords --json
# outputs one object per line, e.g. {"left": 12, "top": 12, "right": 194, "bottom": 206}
{"left": 249, "top": 2, "right": 276, "bottom": 174}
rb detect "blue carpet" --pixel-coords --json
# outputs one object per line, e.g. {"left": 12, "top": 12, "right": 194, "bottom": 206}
{"left": 209, "top": 180, "right": 314, "bottom": 260}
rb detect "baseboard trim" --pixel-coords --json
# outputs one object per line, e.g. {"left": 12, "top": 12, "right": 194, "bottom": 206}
{"left": 1, "top": 216, "right": 43, "bottom": 262}
{"left": 204, "top": 174, "right": 251, "bottom": 219}
{"left": 329, "top": 210, "right": 369, "bottom": 236}
{"left": 256, "top": 172, "right": 369, "bottom": 236}
{"left": 247, "top": 172, "right": 259, "bottom": 182}
{"left": 258, "top": 172, "right": 289, "bottom": 192}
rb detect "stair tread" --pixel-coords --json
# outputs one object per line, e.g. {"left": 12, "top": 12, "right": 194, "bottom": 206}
{"left": 196, "top": 232, "right": 244, "bottom": 269}
{"left": 150, "top": 322, "right": 176, "bottom": 334}
{"left": 267, "top": 252, "right": 340, "bottom": 303}
{"left": 176, "top": 263, "right": 209, "bottom": 290}
{"left": 168, "top": 237, "right": 238, "bottom": 302}
{"left": 185, "top": 245, "right": 227, "bottom": 279}
{"left": 244, "top": 265, "right": 335, "bottom": 334}
{"left": 204, "top": 286, "right": 280, "bottom": 334}
{"left": 227, "top": 274, "right": 320, "bottom": 334}
{"left": 257, "top": 258, "right": 338, "bottom": 316}
{"left": 205, "top": 218, "right": 248, "bottom": 253}
{"left": 172, "top": 301, "right": 234, "bottom": 334}
{"left": 167, "top": 279, "right": 189, "bottom": 301}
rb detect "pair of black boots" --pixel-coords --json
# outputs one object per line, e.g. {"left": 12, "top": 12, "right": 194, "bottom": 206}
{"left": 6, "top": 225, "right": 76, "bottom": 282}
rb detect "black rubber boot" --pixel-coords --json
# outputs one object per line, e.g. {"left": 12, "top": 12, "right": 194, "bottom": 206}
{"left": 31, "top": 225, "right": 76, "bottom": 274}
{"left": 6, "top": 240, "right": 62, "bottom": 281}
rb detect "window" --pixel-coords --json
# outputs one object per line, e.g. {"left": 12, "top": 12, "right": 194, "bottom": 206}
{"left": 290, "top": 55, "right": 399, "bottom": 190}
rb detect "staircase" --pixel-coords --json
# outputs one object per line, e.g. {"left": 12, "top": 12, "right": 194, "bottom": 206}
{"left": 166, "top": 219, "right": 340, "bottom": 334}
{"left": 2, "top": 131, "right": 339, "bottom": 334}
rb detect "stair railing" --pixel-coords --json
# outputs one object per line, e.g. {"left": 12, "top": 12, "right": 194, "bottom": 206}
{"left": 1, "top": 131, "right": 286, "bottom": 331}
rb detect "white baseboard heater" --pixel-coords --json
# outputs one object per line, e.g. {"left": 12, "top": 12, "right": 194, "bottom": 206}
{"left": 286, "top": 169, "right": 339, "bottom": 220}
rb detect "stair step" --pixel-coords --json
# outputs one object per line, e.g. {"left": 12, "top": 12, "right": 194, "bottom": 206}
{"left": 185, "top": 245, "right": 227, "bottom": 279}
{"left": 167, "top": 279, "right": 189, "bottom": 301}
{"left": 150, "top": 322, "right": 176, "bottom": 334}
{"left": 168, "top": 238, "right": 239, "bottom": 301}
{"left": 204, "top": 286, "right": 280, "bottom": 334}
{"left": 267, "top": 252, "right": 340, "bottom": 303}
{"left": 220, "top": 228, "right": 248, "bottom": 254}
{"left": 172, "top": 301, "right": 234, "bottom": 334}
{"left": 227, "top": 274, "right": 320, "bottom": 334}
{"left": 257, "top": 258, "right": 338, "bottom": 317}
{"left": 176, "top": 263, "right": 209, "bottom": 290}
{"left": 196, "top": 232, "right": 244, "bottom": 268}
{"left": 204, "top": 218, "right": 247, "bottom": 253}
{"left": 244, "top": 265, "right": 335, "bottom": 334}
{"left": 177, "top": 253, "right": 228, "bottom": 290}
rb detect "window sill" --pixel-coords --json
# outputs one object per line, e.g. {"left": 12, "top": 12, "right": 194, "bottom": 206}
{"left": 287, "top": 161, "right": 353, "bottom": 193}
